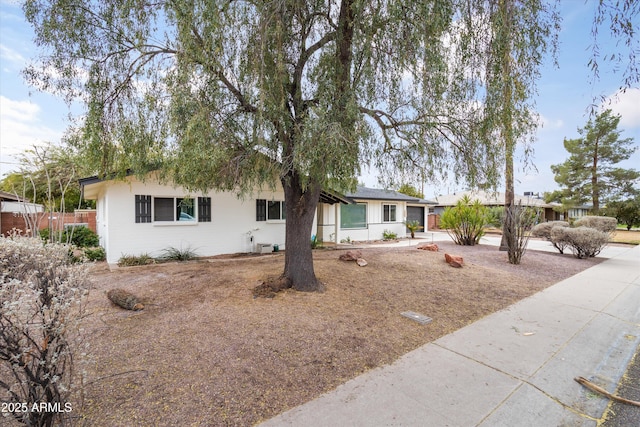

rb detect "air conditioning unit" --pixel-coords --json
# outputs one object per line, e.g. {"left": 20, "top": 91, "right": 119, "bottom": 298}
{"left": 255, "top": 243, "right": 273, "bottom": 254}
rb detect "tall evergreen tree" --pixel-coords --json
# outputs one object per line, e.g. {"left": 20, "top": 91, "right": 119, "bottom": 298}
{"left": 22, "top": 0, "right": 559, "bottom": 291}
{"left": 551, "top": 109, "right": 639, "bottom": 214}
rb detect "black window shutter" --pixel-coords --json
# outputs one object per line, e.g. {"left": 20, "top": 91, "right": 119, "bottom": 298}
{"left": 256, "top": 199, "right": 266, "bottom": 221}
{"left": 198, "top": 197, "right": 211, "bottom": 222}
{"left": 135, "top": 195, "right": 152, "bottom": 223}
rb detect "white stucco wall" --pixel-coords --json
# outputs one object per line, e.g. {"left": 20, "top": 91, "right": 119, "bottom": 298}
{"left": 87, "top": 176, "right": 299, "bottom": 263}
{"left": 317, "top": 200, "right": 408, "bottom": 243}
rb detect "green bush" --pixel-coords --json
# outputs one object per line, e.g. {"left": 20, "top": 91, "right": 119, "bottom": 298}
{"left": 382, "top": 230, "right": 397, "bottom": 240}
{"left": 440, "top": 195, "right": 489, "bottom": 245}
{"left": 574, "top": 216, "right": 617, "bottom": 233}
{"left": 405, "top": 220, "right": 423, "bottom": 238}
{"left": 310, "top": 234, "right": 323, "bottom": 249}
{"left": 84, "top": 246, "right": 106, "bottom": 261}
{"left": 40, "top": 226, "right": 100, "bottom": 247}
{"left": 117, "top": 253, "right": 156, "bottom": 266}
{"left": 550, "top": 226, "right": 609, "bottom": 259}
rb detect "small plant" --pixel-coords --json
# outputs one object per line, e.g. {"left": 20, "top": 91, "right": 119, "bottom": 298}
{"left": 440, "top": 195, "right": 489, "bottom": 246}
{"left": 405, "top": 220, "right": 423, "bottom": 238}
{"left": 84, "top": 246, "right": 106, "bottom": 261}
{"left": 340, "top": 236, "right": 352, "bottom": 244}
{"left": 382, "top": 229, "right": 398, "bottom": 240}
{"left": 117, "top": 253, "right": 156, "bottom": 266}
{"left": 40, "top": 226, "right": 100, "bottom": 247}
{"left": 310, "top": 234, "right": 323, "bottom": 249}
{"left": 158, "top": 245, "right": 199, "bottom": 261}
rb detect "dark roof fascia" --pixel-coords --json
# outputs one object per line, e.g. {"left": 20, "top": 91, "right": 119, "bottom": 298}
{"left": 79, "top": 172, "right": 355, "bottom": 205}
{"left": 319, "top": 189, "right": 355, "bottom": 205}
{"left": 78, "top": 169, "right": 136, "bottom": 188}
{"left": 346, "top": 186, "right": 421, "bottom": 203}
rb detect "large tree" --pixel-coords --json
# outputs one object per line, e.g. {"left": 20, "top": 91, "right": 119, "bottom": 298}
{"left": 23, "top": 0, "right": 558, "bottom": 291}
{"left": 550, "top": 109, "right": 639, "bottom": 214}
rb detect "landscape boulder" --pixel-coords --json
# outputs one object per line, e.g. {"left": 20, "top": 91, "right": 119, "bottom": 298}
{"left": 444, "top": 253, "right": 464, "bottom": 268}
{"left": 107, "top": 288, "right": 144, "bottom": 310}
{"left": 417, "top": 243, "right": 439, "bottom": 252}
{"left": 339, "top": 250, "right": 363, "bottom": 261}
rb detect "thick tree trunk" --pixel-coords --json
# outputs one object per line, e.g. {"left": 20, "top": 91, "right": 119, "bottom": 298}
{"left": 281, "top": 174, "right": 323, "bottom": 292}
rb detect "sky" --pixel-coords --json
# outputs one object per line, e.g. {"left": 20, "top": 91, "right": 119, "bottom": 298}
{"left": 0, "top": 0, "right": 638, "bottom": 199}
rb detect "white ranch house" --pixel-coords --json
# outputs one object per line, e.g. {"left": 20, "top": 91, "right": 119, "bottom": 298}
{"left": 79, "top": 174, "right": 431, "bottom": 264}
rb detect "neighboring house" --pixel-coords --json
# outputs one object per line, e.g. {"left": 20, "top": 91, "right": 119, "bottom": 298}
{"left": 432, "top": 190, "right": 559, "bottom": 222}
{"left": 0, "top": 191, "right": 45, "bottom": 236}
{"left": 316, "top": 186, "right": 434, "bottom": 243}
{"left": 79, "top": 175, "right": 433, "bottom": 264}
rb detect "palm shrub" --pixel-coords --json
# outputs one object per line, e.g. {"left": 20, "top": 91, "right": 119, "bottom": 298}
{"left": 405, "top": 220, "right": 423, "bottom": 238}
{"left": 440, "top": 195, "right": 489, "bottom": 246}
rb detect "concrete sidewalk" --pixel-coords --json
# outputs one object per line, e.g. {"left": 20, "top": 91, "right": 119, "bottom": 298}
{"left": 260, "top": 241, "right": 640, "bottom": 426}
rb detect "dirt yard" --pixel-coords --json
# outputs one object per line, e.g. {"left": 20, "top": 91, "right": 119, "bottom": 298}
{"left": 72, "top": 240, "right": 609, "bottom": 426}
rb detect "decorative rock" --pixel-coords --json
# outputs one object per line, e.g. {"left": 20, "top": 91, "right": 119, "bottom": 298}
{"left": 417, "top": 243, "right": 439, "bottom": 252}
{"left": 339, "top": 250, "right": 363, "bottom": 261}
{"left": 107, "top": 288, "right": 144, "bottom": 310}
{"left": 356, "top": 258, "right": 368, "bottom": 267}
{"left": 444, "top": 253, "right": 464, "bottom": 268}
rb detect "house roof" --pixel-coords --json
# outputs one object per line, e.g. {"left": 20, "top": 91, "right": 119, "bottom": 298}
{"left": 345, "top": 186, "right": 434, "bottom": 203}
{"left": 0, "top": 191, "right": 23, "bottom": 202}
{"left": 433, "top": 190, "right": 551, "bottom": 208}
{"left": 79, "top": 173, "right": 355, "bottom": 205}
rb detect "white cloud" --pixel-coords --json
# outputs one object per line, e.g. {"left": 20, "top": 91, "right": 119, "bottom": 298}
{"left": 538, "top": 114, "right": 564, "bottom": 130}
{"left": 605, "top": 88, "right": 640, "bottom": 129}
{"left": 0, "top": 96, "right": 63, "bottom": 177}
{"left": 0, "top": 44, "right": 25, "bottom": 67}
{"left": 0, "top": 95, "right": 39, "bottom": 121}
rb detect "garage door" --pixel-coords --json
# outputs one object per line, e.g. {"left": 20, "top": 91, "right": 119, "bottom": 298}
{"left": 406, "top": 206, "right": 425, "bottom": 232}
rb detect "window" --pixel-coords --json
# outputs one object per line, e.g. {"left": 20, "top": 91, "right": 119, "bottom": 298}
{"left": 341, "top": 203, "right": 367, "bottom": 229}
{"left": 256, "top": 199, "right": 286, "bottom": 221}
{"left": 154, "top": 197, "right": 175, "bottom": 221}
{"left": 135, "top": 195, "right": 209, "bottom": 223}
{"left": 383, "top": 204, "right": 397, "bottom": 222}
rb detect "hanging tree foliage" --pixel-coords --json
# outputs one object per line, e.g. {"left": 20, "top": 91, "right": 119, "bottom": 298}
{"left": 23, "top": 0, "right": 559, "bottom": 291}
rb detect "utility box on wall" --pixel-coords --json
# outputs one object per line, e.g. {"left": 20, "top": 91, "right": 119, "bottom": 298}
{"left": 255, "top": 243, "right": 273, "bottom": 254}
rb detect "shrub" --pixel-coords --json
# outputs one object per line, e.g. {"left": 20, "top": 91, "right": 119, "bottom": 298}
{"left": 405, "top": 220, "right": 423, "bottom": 238}
{"left": 574, "top": 216, "right": 617, "bottom": 234}
{"left": 40, "top": 226, "right": 100, "bottom": 247}
{"left": 382, "top": 230, "right": 397, "bottom": 240}
{"left": 0, "top": 236, "right": 89, "bottom": 426}
{"left": 158, "top": 245, "right": 199, "bottom": 261}
{"left": 84, "top": 246, "right": 106, "bottom": 261}
{"left": 502, "top": 204, "right": 540, "bottom": 264}
{"left": 440, "top": 195, "right": 489, "bottom": 245}
{"left": 550, "top": 226, "right": 609, "bottom": 259}
{"left": 531, "top": 221, "right": 570, "bottom": 254}
{"left": 310, "top": 234, "right": 323, "bottom": 249}
{"left": 117, "top": 253, "right": 156, "bottom": 266}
